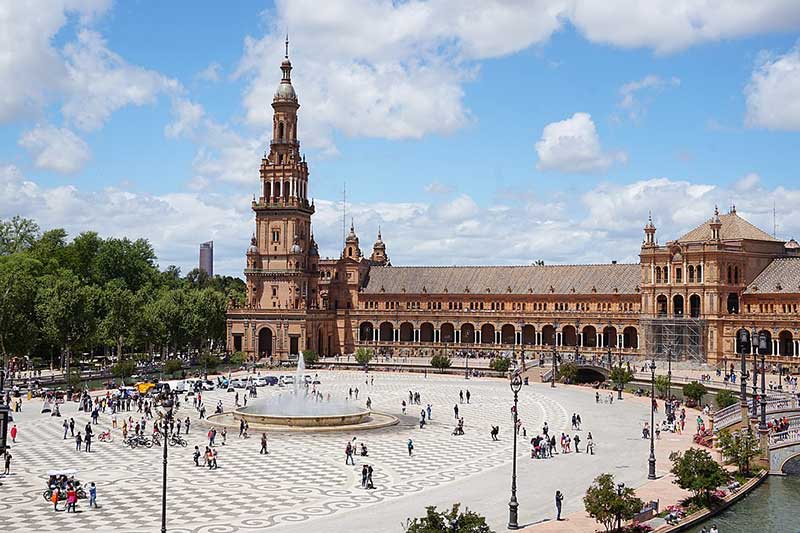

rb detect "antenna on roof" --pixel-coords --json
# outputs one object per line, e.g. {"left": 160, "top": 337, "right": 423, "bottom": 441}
{"left": 773, "top": 200, "right": 777, "bottom": 238}
{"left": 342, "top": 182, "right": 347, "bottom": 250}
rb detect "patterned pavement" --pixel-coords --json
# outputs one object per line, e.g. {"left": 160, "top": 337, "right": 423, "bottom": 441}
{"left": 0, "top": 370, "right": 655, "bottom": 532}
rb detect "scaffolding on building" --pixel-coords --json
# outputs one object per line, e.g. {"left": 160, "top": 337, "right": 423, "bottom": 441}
{"left": 641, "top": 316, "right": 707, "bottom": 364}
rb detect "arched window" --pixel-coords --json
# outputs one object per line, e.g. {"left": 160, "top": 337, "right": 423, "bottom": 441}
{"left": 655, "top": 267, "right": 662, "bottom": 283}
{"left": 348, "top": 247, "right": 353, "bottom": 257}
{"left": 697, "top": 265, "right": 702, "bottom": 282}
{"left": 688, "top": 265, "right": 695, "bottom": 282}
{"left": 727, "top": 265, "right": 732, "bottom": 284}
{"left": 734, "top": 266, "right": 739, "bottom": 284}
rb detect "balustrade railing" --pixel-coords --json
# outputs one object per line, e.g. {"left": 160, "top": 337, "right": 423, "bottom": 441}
{"left": 769, "top": 427, "right": 800, "bottom": 448}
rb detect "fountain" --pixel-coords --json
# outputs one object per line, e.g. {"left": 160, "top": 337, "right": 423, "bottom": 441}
{"left": 231, "top": 356, "right": 375, "bottom": 428}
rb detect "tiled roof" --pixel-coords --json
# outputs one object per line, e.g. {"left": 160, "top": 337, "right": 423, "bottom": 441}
{"left": 677, "top": 212, "right": 779, "bottom": 243}
{"left": 744, "top": 258, "right": 800, "bottom": 294}
{"left": 362, "top": 264, "right": 641, "bottom": 296}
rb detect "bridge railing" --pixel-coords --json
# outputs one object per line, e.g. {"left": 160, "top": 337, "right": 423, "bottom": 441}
{"left": 769, "top": 427, "right": 800, "bottom": 448}
{"left": 714, "top": 396, "right": 800, "bottom": 432}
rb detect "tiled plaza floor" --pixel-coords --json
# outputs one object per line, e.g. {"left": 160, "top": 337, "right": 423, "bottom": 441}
{"left": 1, "top": 370, "right": 674, "bottom": 532}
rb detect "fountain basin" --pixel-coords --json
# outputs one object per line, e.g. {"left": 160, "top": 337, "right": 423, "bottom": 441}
{"left": 233, "top": 406, "right": 371, "bottom": 427}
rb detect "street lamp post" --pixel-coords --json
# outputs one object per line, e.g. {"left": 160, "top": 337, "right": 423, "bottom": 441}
{"left": 0, "top": 367, "right": 10, "bottom": 487}
{"left": 616, "top": 482, "right": 625, "bottom": 531}
{"left": 159, "top": 395, "right": 174, "bottom": 533}
{"left": 738, "top": 329, "right": 749, "bottom": 420}
{"left": 617, "top": 352, "right": 624, "bottom": 400}
{"left": 751, "top": 342, "right": 759, "bottom": 420}
{"left": 648, "top": 359, "right": 657, "bottom": 480}
{"left": 759, "top": 332, "right": 768, "bottom": 431}
{"left": 551, "top": 322, "right": 559, "bottom": 388}
{"left": 666, "top": 346, "right": 672, "bottom": 405}
{"left": 508, "top": 373, "right": 523, "bottom": 529}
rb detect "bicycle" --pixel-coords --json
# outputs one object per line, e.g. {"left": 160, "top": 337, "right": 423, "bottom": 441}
{"left": 98, "top": 431, "right": 113, "bottom": 443}
{"left": 169, "top": 434, "right": 187, "bottom": 447}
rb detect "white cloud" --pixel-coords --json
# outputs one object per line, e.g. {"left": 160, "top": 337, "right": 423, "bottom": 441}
{"left": 570, "top": 1, "right": 800, "bottom": 54}
{"left": 734, "top": 172, "right": 761, "bottom": 192}
{"left": 62, "top": 30, "right": 179, "bottom": 131}
{"left": 0, "top": 0, "right": 111, "bottom": 122}
{"left": 18, "top": 124, "right": 91, "bottom": 174}
{"left": 618, "top": 75, "right": 680, "bottom": 119}
{"left": 196, "top": 62, "right": 222, "bottom": 82}
{"left": 165, "top": 98, "right": 205, "bottom": 139}
{"left": 423, "top": 180, "right": 452, "bottom": 194}
{"left": 745, "top": 44, "right": 800, "bottom": 130}
{"left": 3, "top": 165, "right": 799, "bottom": 275}
{"left": 535, "top": 112, "right": 627, "bottom": 173}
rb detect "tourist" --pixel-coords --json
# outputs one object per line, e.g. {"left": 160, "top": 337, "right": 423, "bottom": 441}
{"left": 587, "top": 432, "right": 594, "bottom": 455}
{"left": 221, "top": 427, "right": 227, "bottom": 445}
{"left": 459, "top": 390, "right": 464, "bottom": 403}
{"left": 63, "top": 419, "right": 69, "bottom": 439}
{"left": 89, "top": 482, "right": 97, "bottom": 508}
{"left": 75, "top": 432, "right": 83, "bottom": 452}
{"left": 51, "top": 487, "right": 60, "bottom": 511}
{"left": 709, "top": 525, "right": 718, "bottom": 533}
{"left": 260, "top": 433, "right": 268, "bottom": 454}
{"left": 426, "top": 403, "right": 432, "bottom": 420}
{"left": 193, "top": 446, "right": 201, "bottom": 466}
{"left": 407, "top": 438, "right": 414, "bottom": 456}
{"left": 69, "top": 417, "right": 75, "bottom": 437}
{"left": 466, "top": 390, "right": 471, "bottom": 403}
{"left": 454, "top": 404, "right": 459, "bottom": 419}
{"left": 361, "top": 464, "right": 368, "bottom": 488}
{"left": 401, "top": 400, "right": 406, "bottom": 415}
{"left": 491, "top": 425, "right": 499, "bottom": 441}
{"left": 366, "top": 397, "right": 372, "bottom": 409}
{"left": 360, "top": 443, "right": 368, "bottom": 456}
{"left": 66, "top": 485, "right": 77, "bottom": 513}
{"left": 10, "top": 424, "right": 17, "bottom": 443}
{"left": 555, "top": 490, "right": 564, "bottom": 521}
{"left": 212, "top": 449, "right": 218, "bottom": 469}
{"left": 3, "top": 450, "right": 11, "bottom": 475}
{"left": 573, "top": 434, "right": 581, "bottom": 453}
{"left": 345, "top": 441, "right": 355, "bottom": 465}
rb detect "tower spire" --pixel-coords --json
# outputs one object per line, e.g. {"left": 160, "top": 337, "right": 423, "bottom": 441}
{"left": 285, "top": 33, "right": 289, "bottom": 59}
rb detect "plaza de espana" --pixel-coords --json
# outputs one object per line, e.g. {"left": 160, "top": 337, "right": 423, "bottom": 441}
{"left": 226, "top": 51, "right": 800, "bottom": 371}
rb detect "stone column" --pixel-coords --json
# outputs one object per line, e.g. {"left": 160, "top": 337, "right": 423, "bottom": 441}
{"left": 476, "top": 330, "right": 481, "bottom": 344}
{"left": 415, "top": 328, "right": 420, "bottom": 342}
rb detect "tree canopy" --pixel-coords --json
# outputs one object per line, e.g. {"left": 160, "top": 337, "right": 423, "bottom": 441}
{"left": 0, "top": 216, "right": 245, "bottom": 370}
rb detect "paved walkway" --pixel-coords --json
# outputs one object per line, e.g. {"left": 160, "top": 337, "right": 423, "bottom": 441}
{"left": 1, "top": 370, "right": 704, "bottom": 533}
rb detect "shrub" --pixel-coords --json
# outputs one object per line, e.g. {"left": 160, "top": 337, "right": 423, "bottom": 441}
{"left": 163, "top": 358, "right": 183, "bottom": 376}
{"left": 583, "top": 473, "right": 645, "bottom": 532}
{"left": 654, "top": 375, "right": 671, "bottom": 399}
{"left": 717, "top": 428, "right": 762, "bottom": 475}
{"left": 112, "top": 359, "right": 136, "bottom": 379}
{"left": 489, "top": 357, "right": 511, "bottom": 372}
{"left": 302, "top": 349, "right": 319, "bottom": 366}
{"left": 199, "top": 352, "right": 221, "bottom": 371}
{"left": 610, "top": 366, "right": 634, "bottom": 390}
{"left": 683, "top": 381, "right": 708, "bottom": 405}
{"left": 715, "top": 389, "right": 738, "bottom": 409}
{"left": 558, "top": 362, "right": 578, "bottom": 382}
{"left": 355, "top": 347, "right": 373, "bottom": 366}
{"left": 404, "top": 503, "right": 491, "bottom": 533}
{"left": 430, "top": 354, "right": 452, "bottom": 372}
{"left": 229, "top": 351, "right": 247, "bottom": 366}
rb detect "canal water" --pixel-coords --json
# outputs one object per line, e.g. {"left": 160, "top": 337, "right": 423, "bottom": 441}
{"left": 685, "top": 475, "right": 799, "bottom": 532}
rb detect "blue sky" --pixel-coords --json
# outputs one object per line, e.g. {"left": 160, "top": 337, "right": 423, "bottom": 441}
{"left": 2, "top": 1, "right": 800, "bottom": 275}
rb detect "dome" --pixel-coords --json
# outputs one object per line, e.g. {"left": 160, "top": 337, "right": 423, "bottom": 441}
{"left": 275, "top": 81, "right": 296, "bottom": 100}
{"left": 290, "top": 235, "right": 302, "bottom": 254}
{"left": 786, "top": 238, "right": 800, "bottom": 250}
{"left": 247, "top": 235, "right": 258, "bottom": 254}
{"left": 309, "top": 242, "right": 319, "bottom": 256}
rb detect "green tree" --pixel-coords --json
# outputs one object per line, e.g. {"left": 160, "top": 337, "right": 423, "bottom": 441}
{"left": 0, "top": 216, "right": 40, "bottom": 255}
{"left": 430, "top": 354, "right": 452, "bottom": 372}
{"left": 715, "top": 389, "right": 738, "bottom": 409}
{"left": 655, "top": 375, "right": 671, "bottom": 399}
{"left": 404, "top": 503, "right": 492, "bottom": 533}
{"left": 669, "top": 448, "right": 729, "bottom": 505}
{"left": 229, "top": 351, "right": 247, "bottom": 366}
{"left": 683, "top": 381, "right": 708, "bottom": 405}
{"left": 100, "top": 280, "right": 137, "bottom": 361}
{"left": 717, "top": 429, "right": 762, "bottom": 475}
{"left": 302, "top": 349, "right": 319, "bottom": 366}
{"left": 0, "top": 254, "right": 42, "bottom": 359}
{"left": 355, "top": 347, "right": 373, "bottom": 366}
{"left": 91, "top": 237, "right": 158, "bottom": 291}
{"left": 199, "top": 352, "right": 221, "bottom": 372}
{"left": 36, "top": 271, "right": 100, "bottom": 376}
{"left": 583, "top": 473, "right": 644, "bottom": 532}
{"left": 489, "top": 357, "right": 511, "bottom": 372}
{"left": 610, "top": 366, "right": 634, "bottom": 392}
{"left": 557, "top": 361, "right": 578, "bottom": 382}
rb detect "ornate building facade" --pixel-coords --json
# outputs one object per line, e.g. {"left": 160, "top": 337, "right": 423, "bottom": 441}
{"left": 227, "top": 53, "right": 800, "bottom": 371}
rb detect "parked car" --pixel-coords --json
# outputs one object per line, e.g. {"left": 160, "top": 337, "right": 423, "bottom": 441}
{"left": 280, "top": 375, "right": 294, "bottom": 385}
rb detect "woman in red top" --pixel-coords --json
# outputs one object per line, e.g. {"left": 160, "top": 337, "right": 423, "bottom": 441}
{"left": 66, "top": 487, "right": 77, "bottom": 513}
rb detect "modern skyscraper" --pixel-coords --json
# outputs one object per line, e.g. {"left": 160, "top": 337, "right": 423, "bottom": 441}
{"left": 199, "top": 241, "right": 213, "bottom": 277}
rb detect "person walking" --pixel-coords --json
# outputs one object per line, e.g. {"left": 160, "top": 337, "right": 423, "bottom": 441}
{"left": 51, "top": 487, "right": 60, "bottom": 512}
{"left": 85, "top": 430, "right": 92, "bottom": 452}
{"left": 573, "top": 434, "right": 581, "bottom": 453}
{"left": 260, "top": 433, "right": 268, "bottom": 454}
{"left": 63, "top": 419, "right": 69, "bottom": 439}
{"left": 366, "top": 465, "right": 374, "bottom": 489}
{"left": 407, "top": 438, "right": 414, "bottom": 456}
{"left": 466, "top": 390, "right": 471, "bottom": 404}
{"left": 193, "top": 446, "right": 201, "bottom": 467}
{"left": 345, "top": 441, "right": 355, "bottom": 465}
{"left": 459, "top": 390, "right": 464, "bottom": 404}
{"left": 88, "top": 482, "right": 97, "bottom": 508}
{"left": 426, "top": 404, "right": 432, "bottom": 420}
{"left": 555, "top": 490, "right": 564, "bottom": 521}
{"left": 10, "top": 424, "right": 17, "bottom": 443}
{"left": 587, "top": 432, "right": 594, "bottom": 455}
{"left": 66, "top": 485, "right": 77, "bottom": 513}
{"left": 69, "top": 418, "right": 75, "bottom": 437}
{"left": 3, "top": 450, "right": 11, "bottom": 475}
{"left": 453, "top": 404, "right": 459, "bottom": 419}
{"left": 75, "top": 432, "right": 83, "bottom": 452}
{"left": 361, "top": 464, "right": 368, "bottom": 488}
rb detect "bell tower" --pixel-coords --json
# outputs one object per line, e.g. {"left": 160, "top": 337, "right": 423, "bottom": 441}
{"left": 247, "top": 38, "right": 315, "bottom": 311}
